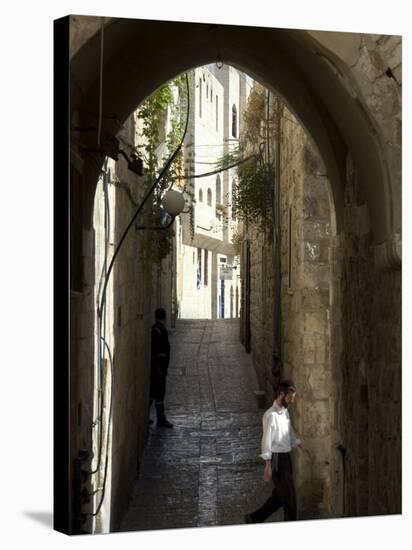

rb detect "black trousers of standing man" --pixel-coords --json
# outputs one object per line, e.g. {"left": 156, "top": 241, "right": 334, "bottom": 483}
{"left": 150, "top": 366, "right": 167, "bottom": 405}
{"left": 249, "top": 452, "right": 297, "bottom": 522}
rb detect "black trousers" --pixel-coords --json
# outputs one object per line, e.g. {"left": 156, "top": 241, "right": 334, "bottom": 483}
{"left": 150, "top": 367, "right": 167, "bottom": 404}
{"left": 250, "top": 452, "right": 297, "bottom": 522}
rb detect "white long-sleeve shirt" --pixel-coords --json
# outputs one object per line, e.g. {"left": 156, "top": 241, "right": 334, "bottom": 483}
{"left": 259, "top": 402, "right": 302, "bottom": 460}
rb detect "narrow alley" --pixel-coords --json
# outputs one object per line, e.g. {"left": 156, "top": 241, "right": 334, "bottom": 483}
{"left": 120, "top": 319, "right": 280, "bottom": 531}
{"left": 63, "top": 18, "right": 402, "bottom": 535}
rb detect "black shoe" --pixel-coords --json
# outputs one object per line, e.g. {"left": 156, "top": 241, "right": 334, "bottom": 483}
{"left": 244, "top": 513, "right": 254, "bottom": 524}
{"left": 157, "top": 418, "right": 174, "bottom": 428}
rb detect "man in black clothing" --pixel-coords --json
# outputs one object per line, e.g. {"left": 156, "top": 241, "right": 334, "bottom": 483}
{"left": 150, "top": 308, "right": 173, "bottom": 428}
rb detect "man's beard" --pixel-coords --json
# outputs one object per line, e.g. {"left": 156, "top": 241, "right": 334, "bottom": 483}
{"left": 280, "top": 396, "right": 289, "bottom": 408}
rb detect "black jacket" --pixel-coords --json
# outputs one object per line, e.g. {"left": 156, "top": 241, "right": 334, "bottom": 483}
{"left": 150, "top": 321, "right": 170, "bottom": 373}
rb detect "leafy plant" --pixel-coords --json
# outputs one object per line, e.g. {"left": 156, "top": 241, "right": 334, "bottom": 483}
{"left": 135, "top": 72, "right": 195, "bottom": 267}
{"left": 233, "top": 161, "right": 273, "bottom": 232}
{"left": 214, "top": 144, "right": 244, "bottom": 171}
{"left": 231, "top": 227, "right": 244, "bottom": 256}
{"left": 223, "top": 82, "right": 281, "bottom": 234}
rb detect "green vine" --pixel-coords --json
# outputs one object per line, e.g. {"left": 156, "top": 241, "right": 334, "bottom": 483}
{"left": 135, "top": 72, "right": 195, "bottom": 268}
{"left": 221, "top": 83, "right": 277, "bottom": 234}
{"left": 232, "top": 161, "right": 272, "bottom": 232}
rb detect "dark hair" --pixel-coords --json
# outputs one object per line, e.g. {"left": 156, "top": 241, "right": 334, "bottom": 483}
{"left": 155, "top": 308, "right": 166, "bottom": 321}
{"left": 277, "top": 379, "right": 296, "bottom": 395}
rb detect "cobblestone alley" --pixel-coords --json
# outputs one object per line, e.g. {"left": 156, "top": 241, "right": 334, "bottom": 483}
{"left": 120, "top": 319, "right": 281, "bottom": 531}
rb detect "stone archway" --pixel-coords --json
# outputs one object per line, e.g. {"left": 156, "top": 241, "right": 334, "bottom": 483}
{"left": 70, "top": 17, "right": 399, "bottom": 254}
{"left": 66, "top": 16, "right": 401, "bottom": 530}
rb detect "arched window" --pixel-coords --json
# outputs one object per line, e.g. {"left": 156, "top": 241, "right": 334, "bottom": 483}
{"left": 216, "top": 175, "right": 221, "bottom": 204}
{"left": 207, "top": 188, "right": 212, "bottom": 206}
{"left": 199, "top": 189, "right": 203, "bottom": 202}
{"left": 232, "top": 104, "right": 237, "bottom": 138}
{"left": 215, "top": 95, "right": 219, "bottom": 131}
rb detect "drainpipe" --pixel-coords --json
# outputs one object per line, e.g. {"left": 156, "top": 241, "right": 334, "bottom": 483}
{"left": 273, "top": 99, "right": 282, "bottom": 386}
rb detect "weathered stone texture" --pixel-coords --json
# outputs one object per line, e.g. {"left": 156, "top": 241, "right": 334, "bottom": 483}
{"left": 350, "top": 34, "right": 402, "bottom": 234}
{"left": 332, "top": 153, "right": 402, "bottom": 518}
{"left": 107, "top": 155, "right": 152, "bottom": 531}
{"left": 69, "top": 113, "right": 178, "bottom": 532}
{"left": 245, "top": 104, "right": 336, "bottom": 519}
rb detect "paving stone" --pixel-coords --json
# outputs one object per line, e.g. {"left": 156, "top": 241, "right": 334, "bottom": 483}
{"left": 120, "top": 319, "right": 278, "bottom": 532}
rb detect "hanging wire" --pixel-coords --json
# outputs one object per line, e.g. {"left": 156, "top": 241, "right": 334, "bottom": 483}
{"left": 90, "top": 160, "right": 110, "bottom": 475}
{"left": 87, "top": 337, "right": 114, "bottom": 517}
{"left": 179, "top": 153, "right": 257, "bottom": 181}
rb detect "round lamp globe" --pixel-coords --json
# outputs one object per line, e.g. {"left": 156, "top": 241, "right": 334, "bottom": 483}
{"left": 162, "top": 190, "right": 185, "bottom": 216}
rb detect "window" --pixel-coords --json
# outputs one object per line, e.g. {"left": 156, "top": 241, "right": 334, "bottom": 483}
{"left": 232, "top": 104, "right": 237, "bottom": 138}
{"left": 215, "top": 95, "right": 219, "bottom": 131}
{"left": 199, "top": 78, "right": 202, "bottom": 118}
{"left": 216, "top": 175, "right": 221, "bottom": 204}
{"left": 207, "top": 188, "right": 212, "bottom": 206}
{"left": 199, "top": 189, "right": 203, "bottom": 202}
{"left": 204, "top": 250, "right": 209, "bottom": 286}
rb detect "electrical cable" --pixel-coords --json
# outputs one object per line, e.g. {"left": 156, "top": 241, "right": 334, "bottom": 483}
{"left": 87, "top": 337, "right": 114, "bottom": 517}
{"left": 177, "top": 153, "right": 257, "bottom": 182}
{"left": 96, "top": 159, "right": 110, "bottom": 309}
{"left": 90, "top": 160, "right": 110, "bottom": 476}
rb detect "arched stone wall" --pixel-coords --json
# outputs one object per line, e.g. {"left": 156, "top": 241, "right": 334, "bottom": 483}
{"left": 70, "top": 17, "right": 399, "bottom": 254}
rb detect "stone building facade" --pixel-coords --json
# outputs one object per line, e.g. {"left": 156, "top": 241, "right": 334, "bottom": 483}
{"left": 177, "top": 65, "right": 248, "bottom": 320}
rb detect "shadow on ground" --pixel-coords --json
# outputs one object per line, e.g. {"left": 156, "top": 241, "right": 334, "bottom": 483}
{"left": 23, "top": 511, "right": 53, "bottom": 529}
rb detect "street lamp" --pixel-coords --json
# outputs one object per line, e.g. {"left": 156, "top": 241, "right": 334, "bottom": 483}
{"left": 162, "top": 190, "right": 185, "bottom": 217}
{"left": 135, "top": 190, "right": 186, "bottom": 231}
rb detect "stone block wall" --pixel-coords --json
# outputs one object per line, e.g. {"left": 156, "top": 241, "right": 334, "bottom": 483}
{"left": 350, "top": 35, "right": 402, "bottom": 231}
{"left": 279, "top": 111, "right": 336, "bottom": 519}
{"left": 248, "top": 233, "right": 276, "bottom": 394}
{"left": 245, "top": 105, "right": 337, "bottom": 519}
{"left": 245, "top": 91, "right": 401, "bottom": 519}
{"left": 335, "top": 154, "right": 401, "bottom": 517}
{"left": 70, "top": 122, "right": 177, "bottom": 531}
{"left": 103, "top": 151, "right": 155, "bottom": 531}
{"left": 69, "top": 150, "right": 98, "bottom": 532}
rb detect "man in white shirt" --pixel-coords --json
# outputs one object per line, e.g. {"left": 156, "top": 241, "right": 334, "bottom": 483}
{"left": 245, "top": 379, "right": 303, "bottom": 522}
